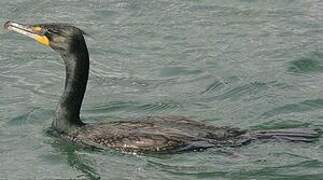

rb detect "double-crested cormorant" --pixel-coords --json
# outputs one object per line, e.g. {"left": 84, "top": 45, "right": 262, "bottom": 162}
{"left": 4, "top": 21, "right": 320, "bottom": 153}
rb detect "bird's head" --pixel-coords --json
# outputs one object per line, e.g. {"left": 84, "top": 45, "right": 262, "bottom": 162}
{"left": 4, "top": 21, "right": 86, "bottom": 54}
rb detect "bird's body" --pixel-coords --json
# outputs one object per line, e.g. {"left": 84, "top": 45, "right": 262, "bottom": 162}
{"left": 4, "top": 21, "right": 320, "bottom": 153}
{"left": 57, "top": 116, "right": 248, "bottom": 153}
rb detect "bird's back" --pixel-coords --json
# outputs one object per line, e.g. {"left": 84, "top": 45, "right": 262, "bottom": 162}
{"left": 64, "top": 116, "right": 248, "bottom": 153}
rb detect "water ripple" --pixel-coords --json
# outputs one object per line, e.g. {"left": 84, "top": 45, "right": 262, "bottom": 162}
{"left": 262, "top": 99, "right": 323, "bottom": 118}
{"left": 85, "top": 100, "right": 182, "bottom": 115}
{"left": 288, "top": 52, "right": 323, "bottom": 74}
{"left": 209, "top": 81, "right": 268, "bottom": 101}
{"left": 201, "top": 80, "right": 226, "bottom": 95}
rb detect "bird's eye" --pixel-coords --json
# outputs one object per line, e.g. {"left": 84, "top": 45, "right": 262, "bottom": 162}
{"left": 41, "top": 28, "right": 55, "bottom": 36}
{"left": 42, "top": 29, "right": 59, "bottom": 38}
{"left": 40, "top": 29, "right": 49, "bottom": 36}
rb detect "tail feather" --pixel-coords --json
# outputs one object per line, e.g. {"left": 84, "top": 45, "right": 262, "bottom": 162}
{"left": 252, "top": 128, "right": 321, "bottom": 142}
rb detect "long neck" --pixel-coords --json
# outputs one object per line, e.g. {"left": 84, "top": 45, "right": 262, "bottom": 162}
{"left": 53, "top": 40, "right": 89, "bottom": 133}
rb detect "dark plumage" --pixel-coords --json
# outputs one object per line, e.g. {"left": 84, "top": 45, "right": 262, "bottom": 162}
{"left": 4, "top": 21, "right": 321, "bottom": 153}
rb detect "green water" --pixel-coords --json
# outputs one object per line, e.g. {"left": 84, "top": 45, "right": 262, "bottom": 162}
{"left": 1, "top": 0, "right": 323, "bottom": 179}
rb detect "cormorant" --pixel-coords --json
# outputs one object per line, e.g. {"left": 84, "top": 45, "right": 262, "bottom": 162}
{"left": 4, "top": 21, "right": 320, "bottom": 153}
